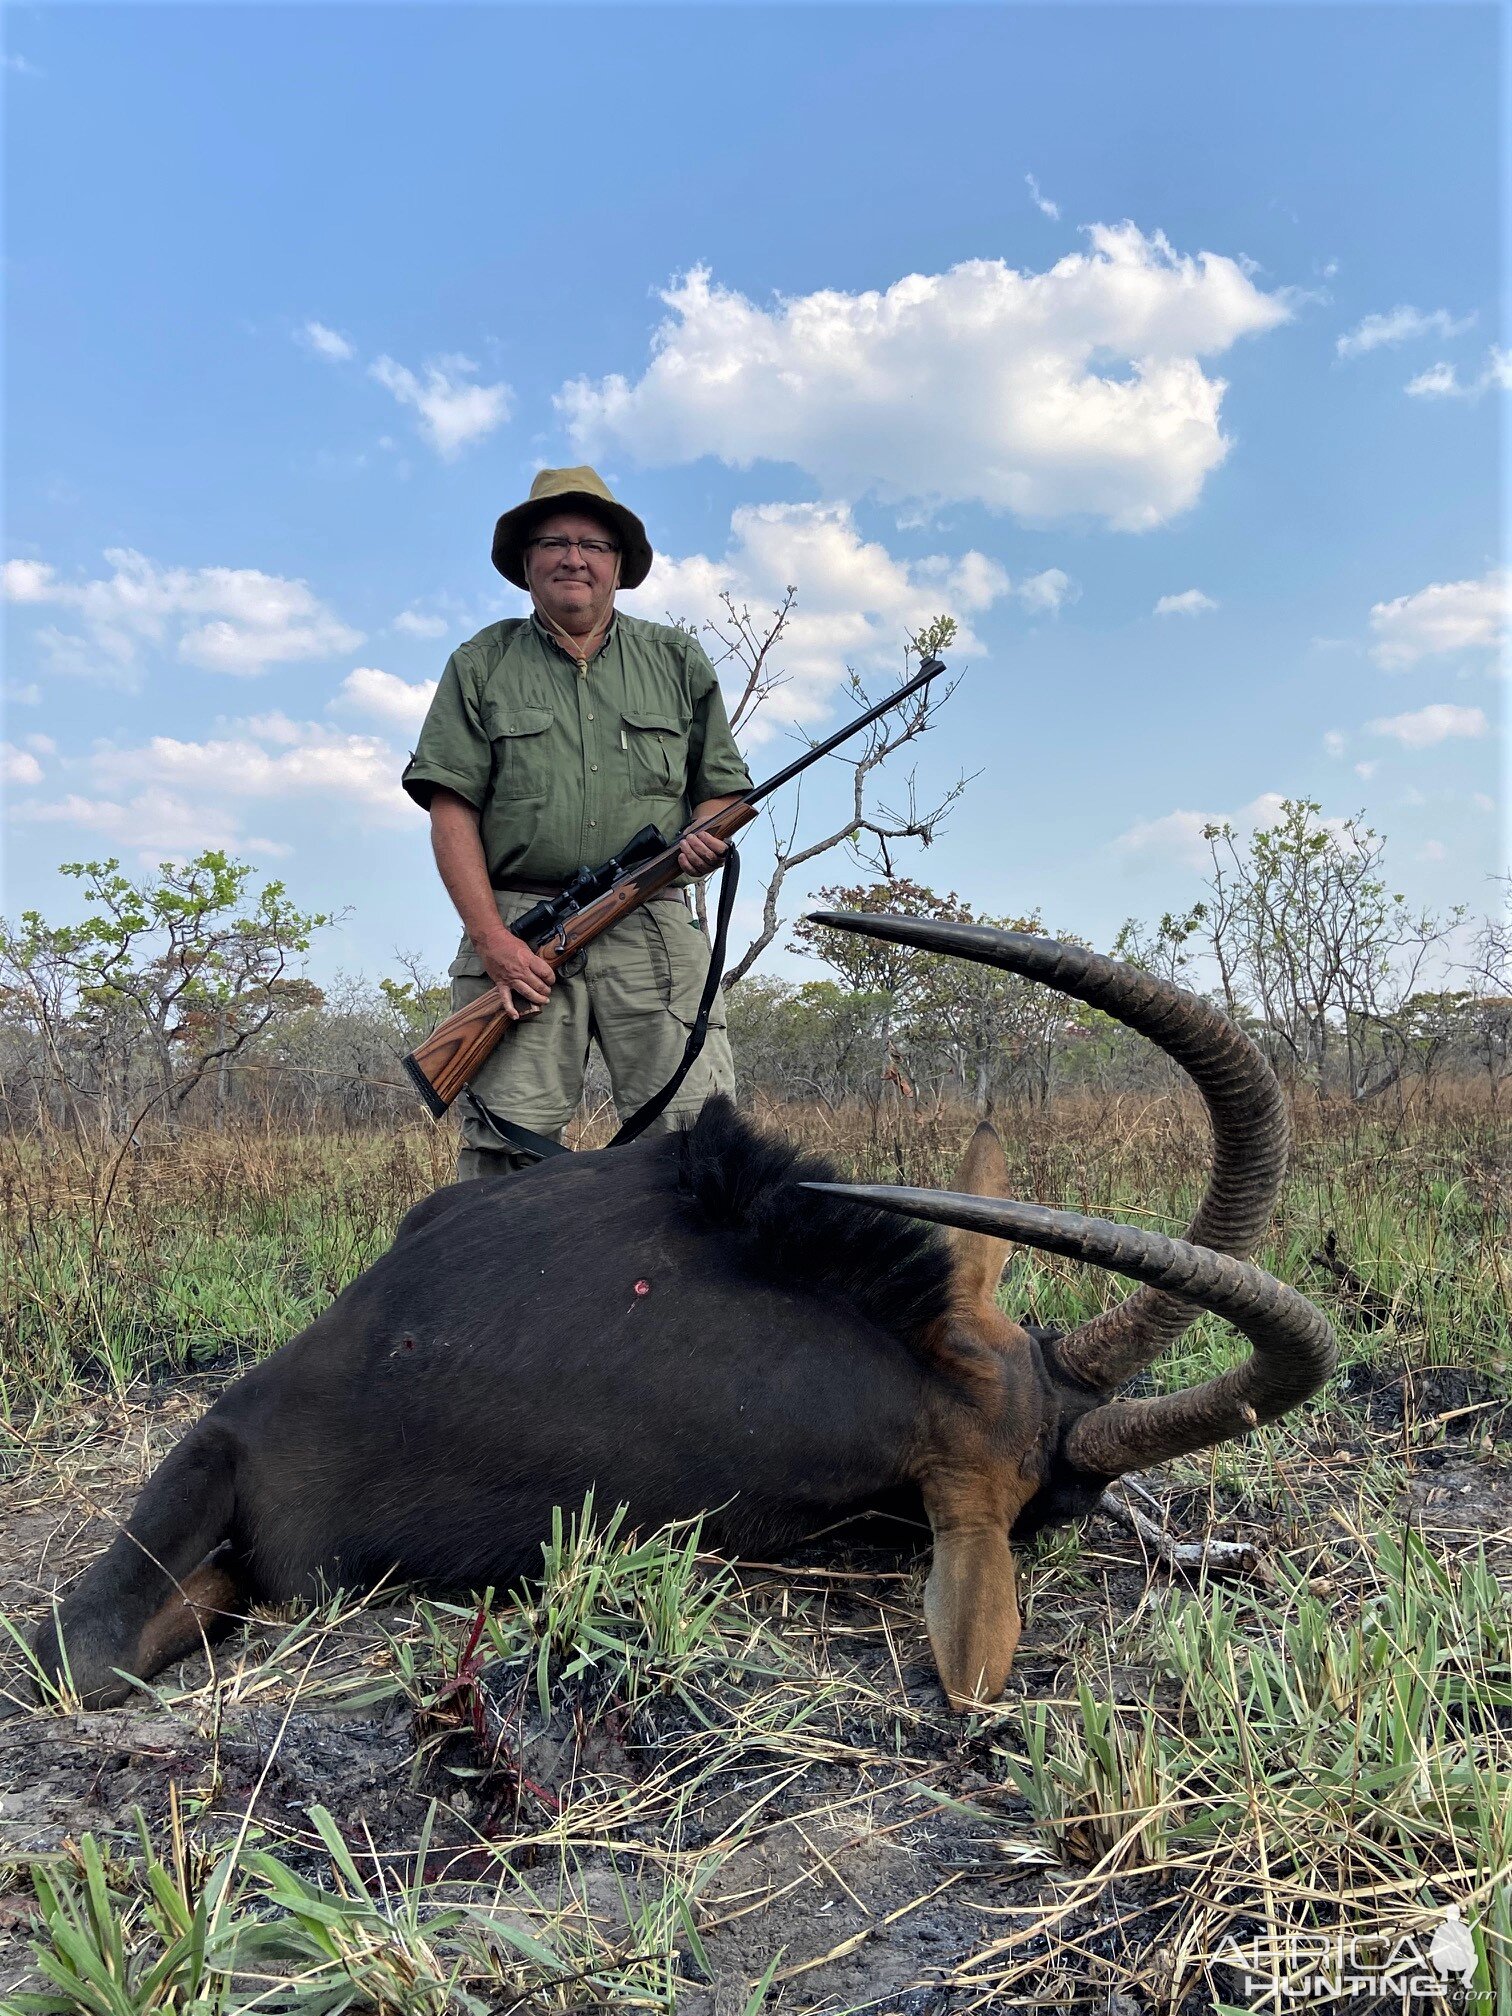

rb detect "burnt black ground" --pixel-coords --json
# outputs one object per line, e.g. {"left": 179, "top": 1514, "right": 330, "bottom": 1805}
{"left": 2, "top": 1359, "right": 1507, "bottom": 2014}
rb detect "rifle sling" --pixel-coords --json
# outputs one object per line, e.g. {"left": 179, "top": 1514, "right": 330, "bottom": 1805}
{"left": 461, "top": 1089, "right": 571, "bottom": 1165}
{"left": 609, "top": 842, "right": 739, "bottom": 1146}
{"left": 463, "top": 843, "right": 740, "bottom": 1165}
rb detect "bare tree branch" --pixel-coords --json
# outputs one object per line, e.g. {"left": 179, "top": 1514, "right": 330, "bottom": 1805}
{"left": 686, "top": 603, "right": 971, "bottom": 985}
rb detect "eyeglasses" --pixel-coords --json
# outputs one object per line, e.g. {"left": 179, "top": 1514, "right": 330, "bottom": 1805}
{"left": 529, "top": 536, "right": 619, "bottom": 559}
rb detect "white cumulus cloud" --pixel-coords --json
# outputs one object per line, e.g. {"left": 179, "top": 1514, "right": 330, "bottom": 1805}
{"left": 1115, "top": 793, "right": 1289, "bottom": 871}
{"left": 3, "top": 558, "right": 57, "bottom": 602}
{"left": 14, "top": 790, "right": 290, "bottom": 859}
{"left": 1154, "top": 588, "right": 1218, "bottom": 617}
{"left": 1405, "top": 347, "right": 1511, "bottom": 401}
{"left": 1115, "top": 792, "right": 1357, "bottom": 872}
{"left": 559, "top": 226, "right": 1291, "bottom": 529}
{"left": 334, "top": 666, "right": 437, "bottom": 730}
{"left": 369, "top": 353, "right": 512, "bottom": 459}
{"left": 393, "top": 608, "right": 450, "bottom": 639}
{"left": 1369, "top": 569, "right": 1508, "bottom": 670}
{"left": 1336, "top": 305, "right": 1475, "bottom": 358}
{"left": 11, "top": 716, "right": 410, "bottom": 860}
{"left": 2, "top": 547, "right": 362, "bottom": 683}
{"left": 299, "top": 320, "right": 356, "bottom": 362}
{"left": 620, "top": 501, "right": 1014, "bottom": 740}
{"left": 1403, "top": 361, "right": 1460, "bottom": 399}
{"left": 90, "top": 723, "right": 405, "bottom": 818}
{"left": 2, "top": 743, "right": 43, "bottom": 786}
{"left": 1368, "top": 703, "right": 1488, "bottom": 749}
{"left": 1016, "top": 567, "right": 1078, "bottom": 614}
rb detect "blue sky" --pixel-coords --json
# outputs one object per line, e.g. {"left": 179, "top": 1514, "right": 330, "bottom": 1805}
{"left": 3, "top": 3, "right": 1505, "bottom": 991}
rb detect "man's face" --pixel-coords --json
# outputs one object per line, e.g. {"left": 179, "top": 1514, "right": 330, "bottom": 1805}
{"left": 525, "top": 510, "right": 620, "bottom": 635}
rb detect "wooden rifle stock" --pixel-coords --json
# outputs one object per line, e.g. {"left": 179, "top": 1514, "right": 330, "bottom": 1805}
{"left": 404, "top": 799, "right": 759, "bottom": 1116}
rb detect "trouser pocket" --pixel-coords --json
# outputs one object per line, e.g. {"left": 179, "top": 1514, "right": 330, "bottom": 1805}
{"left": 642, "top": 900, "right": 728, "bottom": 1030}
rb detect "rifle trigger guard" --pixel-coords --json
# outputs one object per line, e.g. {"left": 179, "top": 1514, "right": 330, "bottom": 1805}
{"left": 552, "top": 914, "right": 587, "bottom": 979}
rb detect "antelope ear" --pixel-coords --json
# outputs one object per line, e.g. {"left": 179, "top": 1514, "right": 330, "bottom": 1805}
{"left": 922, "top": 1510, "right": 1022, "bottom": 1710}
{"left": 947, "top": 1123, "right": 1015, "bottom": 1307}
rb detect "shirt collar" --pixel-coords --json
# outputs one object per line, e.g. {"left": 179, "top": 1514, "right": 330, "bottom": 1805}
{"left": 530, "top": 607, "right": 618, "bottom": 664}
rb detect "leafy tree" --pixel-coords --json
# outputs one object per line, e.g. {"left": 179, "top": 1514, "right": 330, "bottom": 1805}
{"left": 377, "top": 963, "right": 451, "bottom": 1051}
{"left": 792, "top": 880, "right": 1091, "bottom": 1110}
{"left": 1200, "top": 800, "right": 1462, "bottom": 1100}
{"left": 725, "top": 975, "right": 892, "bottom": 1106}
{"left": 789, "top": 875, "right": 961, "bottom": 1005}
{"left": 0, "top": 852, "right": 332, "bottom": 1132}
{"left": 1469, "top": 872, "right": 1511, "bottom": 973}
{"left": 909, "top": 905, "right": 1095, "bottom": 1111}
{"left": 1394, "top": 990, "right": 1478, "bottom": 1100}
{"left": 1460, "top": 874, "right": 1512, "bottom": 1101}
{"left": 790, "top": 875, "right": 971, "bottom": 1101}
{"left": 1462, "top": 993, "right": 1512, "bottom": 1102}
{"left": 1113, "top": 905, "right": 1209, "bottom": 988}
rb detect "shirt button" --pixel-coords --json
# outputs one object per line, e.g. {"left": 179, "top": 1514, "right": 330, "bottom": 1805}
{"left": 589, "top": 819, "right": 597, "bottom": 828}
{"left": 590, "top": 762, "right": 598, "bottom": 772}
{"left": 587, "top": 712, "right": 594, "bottom": 721}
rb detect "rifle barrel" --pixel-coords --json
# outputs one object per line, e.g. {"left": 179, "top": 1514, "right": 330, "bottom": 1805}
{"left": 745, "top": 657, "right": 946, "bottom": 806}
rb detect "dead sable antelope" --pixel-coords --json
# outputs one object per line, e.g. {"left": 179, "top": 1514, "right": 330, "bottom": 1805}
{"left": 35, "top": 917, "right": 1336, "bottom": 1712}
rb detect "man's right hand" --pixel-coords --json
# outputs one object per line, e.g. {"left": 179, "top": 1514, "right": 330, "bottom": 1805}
{"left": 478, "top": 929, "right": 556, "bottom": 1021}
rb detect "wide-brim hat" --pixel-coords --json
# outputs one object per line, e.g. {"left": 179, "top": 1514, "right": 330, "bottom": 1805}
{"left": 491, "top": 466, "right": 653, "bottom": 591}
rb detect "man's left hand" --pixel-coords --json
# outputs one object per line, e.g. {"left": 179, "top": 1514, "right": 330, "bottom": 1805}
{"left": 677, "top": 827, "right": 728, "bottom": 875}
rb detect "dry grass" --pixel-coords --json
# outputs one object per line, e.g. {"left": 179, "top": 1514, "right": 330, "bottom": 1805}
{"left": 0, "top": 1089, "right": 1508, "bottom": 2011}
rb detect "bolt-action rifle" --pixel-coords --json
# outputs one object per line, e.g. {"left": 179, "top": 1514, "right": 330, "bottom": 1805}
{"left": 403, "top": 656, "right": 948, "bottom": 1117}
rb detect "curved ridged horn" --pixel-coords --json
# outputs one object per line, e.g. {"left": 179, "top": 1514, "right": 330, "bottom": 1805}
{"left": 807, "top": 916, "right": 1288, "bottom": 1392}
{"left": 801, "top": 1184, "right": 1336, "bottom": 1476}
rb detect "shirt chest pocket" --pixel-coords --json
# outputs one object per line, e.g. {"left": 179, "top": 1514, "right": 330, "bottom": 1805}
{"left": 620, "top": 706, "right": 685, "bottom": 799}
{"left": 486, "top": 702, "right": 554, "bottom": 802}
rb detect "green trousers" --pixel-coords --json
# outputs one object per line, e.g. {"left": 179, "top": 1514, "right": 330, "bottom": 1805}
{"left": 449, "top": 888, "right": 734, "bottom": 1182}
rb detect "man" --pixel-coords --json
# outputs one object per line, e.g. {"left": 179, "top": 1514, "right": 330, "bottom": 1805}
{"left": 402, "top": 467, "right": 752, "bottom": 1181}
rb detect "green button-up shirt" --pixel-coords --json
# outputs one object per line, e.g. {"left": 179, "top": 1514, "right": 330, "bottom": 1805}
{"left": 401, "top": 612, "right": 752, "bottom": 883}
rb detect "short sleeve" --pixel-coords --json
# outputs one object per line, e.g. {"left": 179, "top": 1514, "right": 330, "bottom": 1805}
{"left": 684, "top": 639, "right": 753, "bottom": 801}
{"left": 401, "top": 648, "right": 492, "bottom": 812}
